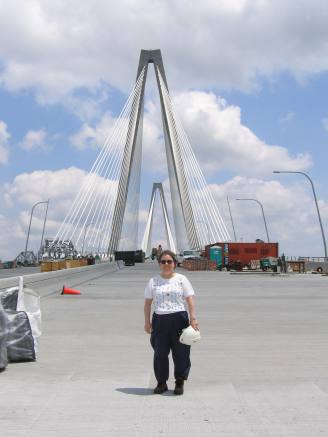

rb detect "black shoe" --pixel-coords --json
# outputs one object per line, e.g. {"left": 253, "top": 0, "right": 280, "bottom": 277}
{"left": 153, "top": 382, "right": 168, "bottom": 394}
{"left": 174, "top": 379, "right": 184, "bottom": 395}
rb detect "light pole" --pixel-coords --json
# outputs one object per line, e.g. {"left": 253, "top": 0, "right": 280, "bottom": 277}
{"left": 97, "top": 230, "right": 105, "bottom": 255}
{"left": 273, "top": 170, "right": 327, "bottom": 258}
{"left": 39, "top": 200, "right": 49, "bottom": 260}
{"left": 81, "top": 222, "right": 95, "bottom": 256}
{"left": 227, "top": 196, "right": 237, "bottom": 242}
{"left": 25, "top": 200, "right": 50, "bottom": 258}
{"left": 235, "top": 198, "right": 270, "bottom": 243}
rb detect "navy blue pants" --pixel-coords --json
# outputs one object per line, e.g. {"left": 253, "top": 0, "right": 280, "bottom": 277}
{"left": 150, "top": 311, "right": 191, "bottom": 383}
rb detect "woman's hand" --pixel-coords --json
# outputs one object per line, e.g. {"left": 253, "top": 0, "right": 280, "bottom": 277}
{"left": 190, "top": 319, "right": 199, "bottom": 331}
{"left": 144, "top": 321, "right": 152, "bottom": 334}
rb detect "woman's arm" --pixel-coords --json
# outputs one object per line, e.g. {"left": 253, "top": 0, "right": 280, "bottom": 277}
{"left": 144, "top": 298, "right": 153, "bottom": 334}
{"left": 185, "top": 296, "right": 199, "bottom": 330}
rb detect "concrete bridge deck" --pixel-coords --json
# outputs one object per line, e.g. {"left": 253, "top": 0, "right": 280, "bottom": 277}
{"left": 1, "top": 262, "right": 328, "bottom": 436}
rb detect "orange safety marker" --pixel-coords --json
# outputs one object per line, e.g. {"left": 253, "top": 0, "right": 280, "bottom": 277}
{"left": 61, "top": 285, "right": 81, "bottom": 295}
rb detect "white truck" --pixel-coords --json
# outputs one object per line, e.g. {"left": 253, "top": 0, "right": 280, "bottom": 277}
{"left": 177, "top": 249, "right": 201, "bottom": 267}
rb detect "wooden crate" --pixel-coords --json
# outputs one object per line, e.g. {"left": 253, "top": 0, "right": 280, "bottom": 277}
{"left": 41, "top": 262, "right": 52, "bottom": 272}
{"left": 58, "top": 260, "right": 66, "bottom": 270}
{"left": 65, "top": 259, "right": 84, "bottom": 269}
{"left": 51, "top": 261, "right": 60, "bottom": 271}
{"left": 65, "top": 260, "right": 74, "bottom": 269}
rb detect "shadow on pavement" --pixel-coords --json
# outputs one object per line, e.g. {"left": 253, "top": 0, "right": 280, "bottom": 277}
{"left": 116, "top": 387, "right": 154, "bottom": 396}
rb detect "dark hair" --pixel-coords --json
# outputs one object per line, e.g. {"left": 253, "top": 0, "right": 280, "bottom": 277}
{"left": 158, "top": 250, "right": 177, "bottom": 266}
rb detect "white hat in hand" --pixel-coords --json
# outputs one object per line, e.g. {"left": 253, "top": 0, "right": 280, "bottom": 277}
{"left": 179, "top": 325, "right": 201, "bottom": 345}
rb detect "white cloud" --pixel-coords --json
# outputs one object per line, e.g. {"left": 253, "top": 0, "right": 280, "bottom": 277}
{"left": 1, "top": 167, "right": 122, "bottom": 258}
{"left": 1, "top": 167, "right": 327, "bottom": 259}
{"left": 0, "top": 120, "right": 10, "bottom": 164}
{"left": 137, "top": 90, "right": 311, "bottom": 177}
{"left": 69, "top": 113, "right": 116, "bottom": 149}
{"left": 210, "top": 175, "right": 328, "bottom": 256}
{"left": 70, "top": 89, "right": 312, "bottom": 180}
{"left": 142, "top": 100, "right": 167, "bottom": 173}
{"left": 0, "top": 214, "right": 26, "bottom": 261}
{"left": 1, "top": 167, "right": 88, "bottom": 259}
{"left": 3, "top": 167, "right": 87, "bottom": 215}
{"left": 19, "top": 129, "right": 50, "bottom": 151}
{"left": 173, "top": 91, "right": 311, "bottom": 176}
{"left": 322, "top": 117, "right": 328, "bottom": 131}
{"left": 1, "top": 0, "right": 328, "bottom": 106}
{"left": 70, "top": 99, "right": 168, "bottom": 178}
{"left": 279, "top": 111, "right": 295, "bottom": 123}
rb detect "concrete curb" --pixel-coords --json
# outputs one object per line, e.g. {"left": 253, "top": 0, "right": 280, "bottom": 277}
{"left": 229, "top": 271, "right": 289, "bottom": 276}
{"left": 0, "top": 261, "right": 124, "bottom": 295}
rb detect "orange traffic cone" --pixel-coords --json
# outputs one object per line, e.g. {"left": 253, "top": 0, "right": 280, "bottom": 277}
{"left": 61, "top": 285, "right": 81, "bottom": 295}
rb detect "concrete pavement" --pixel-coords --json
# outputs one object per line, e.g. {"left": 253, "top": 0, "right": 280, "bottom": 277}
{"left": 0, "top": 266, "right": 40, "bottom": 280}
{"left": 1, "top": 262, "right": 328, "bottom": 436}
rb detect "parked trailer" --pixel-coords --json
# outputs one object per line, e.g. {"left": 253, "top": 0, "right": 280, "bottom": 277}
{"left": 114, "top": 250, "right": 145, "bottom": 265}
{"left": 205, "top": 242, "right": 279, "bottom": 270}
{"left": 298, "top": 257, "right": 328, "bottom": 273}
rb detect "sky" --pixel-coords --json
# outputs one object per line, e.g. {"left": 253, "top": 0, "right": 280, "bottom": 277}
{"left": 1, "top": 0, "right": 328, "bottom": 260}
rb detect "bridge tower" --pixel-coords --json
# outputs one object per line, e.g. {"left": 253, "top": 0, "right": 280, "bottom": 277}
{"left": 53, "top": 49, "right": 230, "bottom": 257}
{"left": 141, "top": 182, "right": 177, "bottom": 257}
{"left": 107, "top": 49, "right": 199, "bottom": 255}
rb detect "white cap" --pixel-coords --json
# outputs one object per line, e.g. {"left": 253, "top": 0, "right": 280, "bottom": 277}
{"left": 179, "top": 325, "right": 201, "bottom": 346}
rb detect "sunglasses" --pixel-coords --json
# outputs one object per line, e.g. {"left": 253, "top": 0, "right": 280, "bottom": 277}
{"left": 160, "top": 259, "right": 174, "bottom": 265}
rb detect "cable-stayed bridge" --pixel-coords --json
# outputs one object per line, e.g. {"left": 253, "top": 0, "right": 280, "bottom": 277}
{"left": 51, "top": 49, "right": 231, "bottom": 258}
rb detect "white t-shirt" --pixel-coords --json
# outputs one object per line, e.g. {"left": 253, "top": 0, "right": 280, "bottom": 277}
{"left": 144, "top": 273, "right": 195, "bottom": 315}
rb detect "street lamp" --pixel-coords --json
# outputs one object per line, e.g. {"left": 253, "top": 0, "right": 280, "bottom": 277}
{"left": 273, "top": 170, "right": 327, "bottom": 258}
{"left": 226, "top": 196, "right": 237, "bottom": 242}
{"left": 25, "top": 200, "right": 50, "bottom": 258}
{"left": 39, "top": 200, "right": 49, "bottom": 260}
{"left": 97, "top": 229, "right": 105, "bottom": 255}
{"left": 235, "top": 198, "right": 270, "bottom": 243}
{"left": 81, "top": 222, "right": 95, "bottom": 255}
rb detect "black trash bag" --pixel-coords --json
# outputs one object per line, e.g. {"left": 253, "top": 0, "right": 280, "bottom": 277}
{"left": 1, "top": 288, "right": 19, "bottom": 311}
{"left": 6, "top": 310, "right": 36, "bottom": 362}
{"left": 0, "top": 301, "right": 9, "bottom": 371}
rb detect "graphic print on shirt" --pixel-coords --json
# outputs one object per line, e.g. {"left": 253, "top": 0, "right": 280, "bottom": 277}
{"left": 144, "top": 274, "right": 195, "bottom": 315}
{"left": 154, "top": 277, "right": 184, "bottom": 313}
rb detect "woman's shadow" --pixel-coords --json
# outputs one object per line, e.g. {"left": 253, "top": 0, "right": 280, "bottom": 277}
{"left": 116, "top": 387, "right": 170, "bottom": 396}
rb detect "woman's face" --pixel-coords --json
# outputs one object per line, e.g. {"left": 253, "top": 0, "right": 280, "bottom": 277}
{"left": 159, "top": 254, "right": 175, "bottom": 276}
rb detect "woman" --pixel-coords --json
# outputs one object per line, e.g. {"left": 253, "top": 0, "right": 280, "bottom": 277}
{"left": 144, "top": 249, "right": 199, "bottom": 395}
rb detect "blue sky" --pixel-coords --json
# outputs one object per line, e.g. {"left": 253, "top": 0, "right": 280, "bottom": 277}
{"left": 1, "top": 0, "right": 328, "bottom": 259}
{"left": 225, "top": 73, "right": 328, "bottom": 181}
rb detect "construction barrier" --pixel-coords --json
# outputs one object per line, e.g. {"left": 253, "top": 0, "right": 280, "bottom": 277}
{"left": 62, "top": 285, "right": 81, "bottom": 295}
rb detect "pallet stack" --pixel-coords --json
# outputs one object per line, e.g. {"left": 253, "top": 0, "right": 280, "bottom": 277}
{"left": 250, "top": 259, "right": 261, "bottom": 270}
{"left": 182, "top": 259, "right": 217, "bottom": 271}
{"left": 41, "top": 259, "right": 89, "bottom": 272}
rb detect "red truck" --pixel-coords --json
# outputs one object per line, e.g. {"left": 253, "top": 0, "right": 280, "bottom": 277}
{"left": 205, "top": 242, "right": 279, "bottom": 269}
